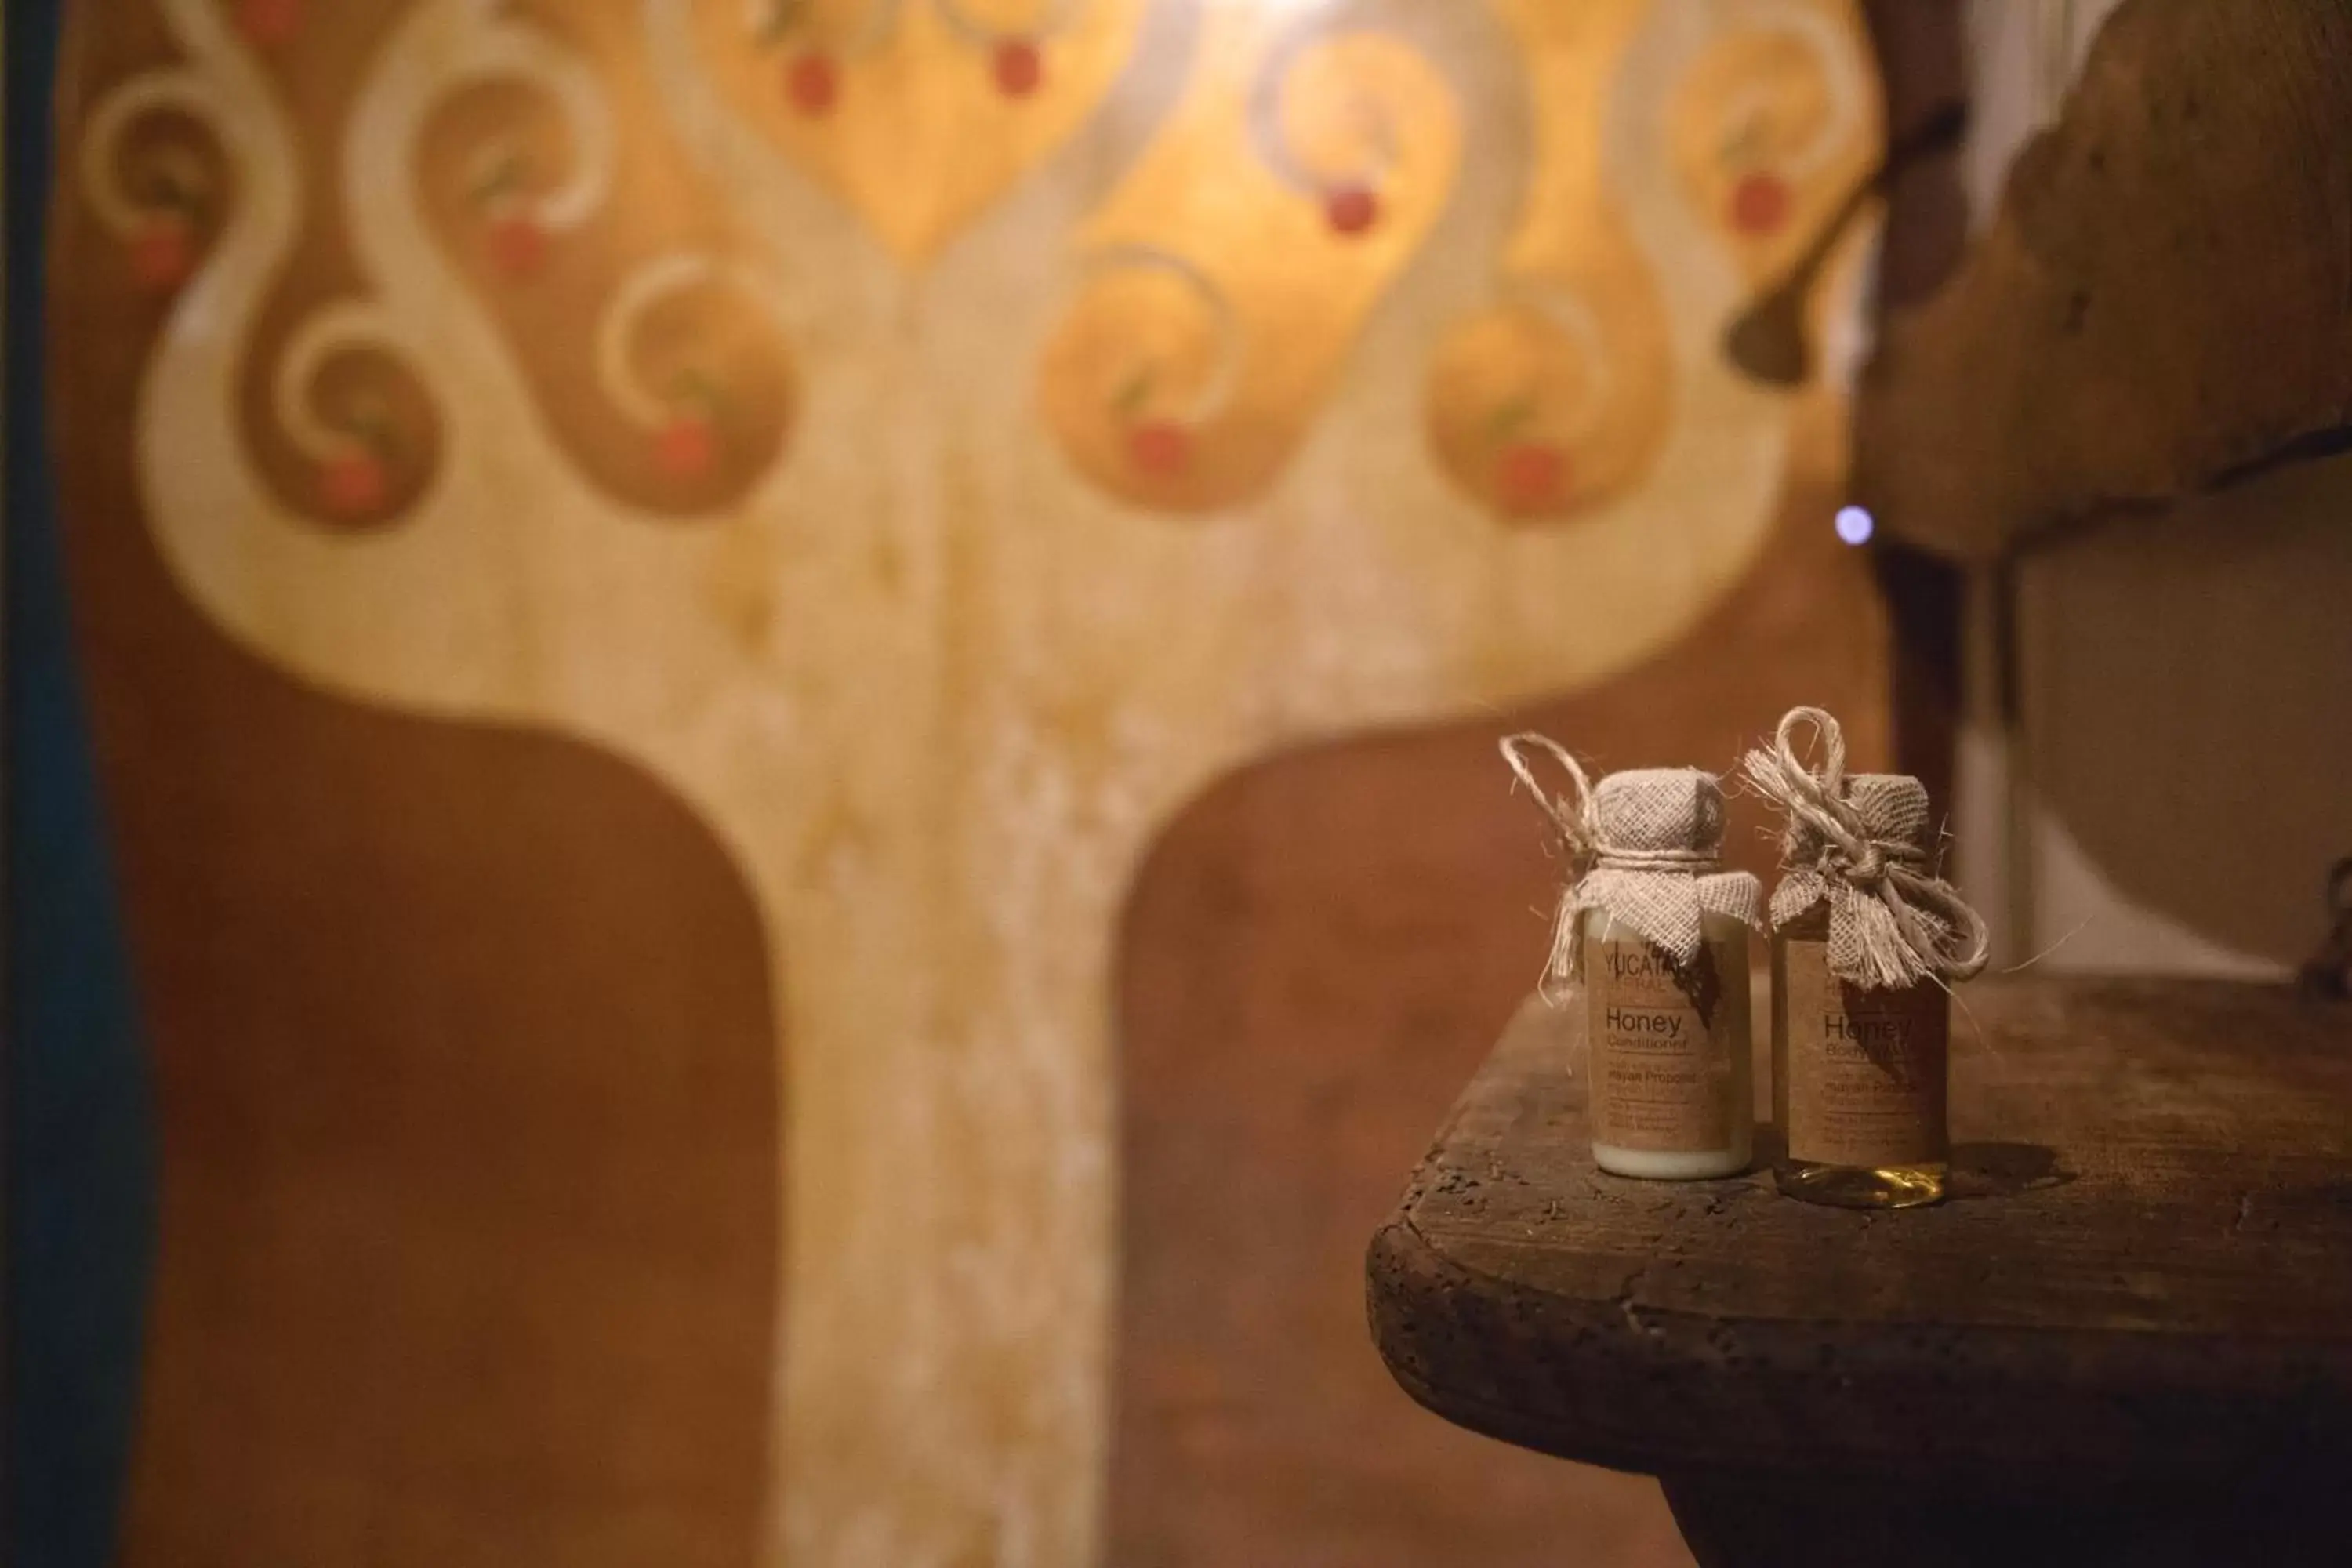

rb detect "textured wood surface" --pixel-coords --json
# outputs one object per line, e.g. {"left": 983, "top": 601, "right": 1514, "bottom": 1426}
{"left": 1370, "top": 978, "right": 2352, "bottom": 1485}
{"left": 1851, "top": 0, "right": 2352, "bottom": 560}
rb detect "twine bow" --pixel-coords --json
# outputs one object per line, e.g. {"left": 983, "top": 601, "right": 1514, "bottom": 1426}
{"left": 1741, "top": 707, "right": 1989, "bottom": 990}
{"left": 1501, "top": 733, "right": 1758, "bottom": 1000}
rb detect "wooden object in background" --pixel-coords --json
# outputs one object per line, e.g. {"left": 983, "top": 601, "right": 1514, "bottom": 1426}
{"left": 1853, "top": 0, "right": 1972, "bottom": 802}
{"left": 1852, "top": 0, "right": 2352, "bottom": 561}
{"left": 1369, "top": 978, "right": 2352, "bottom": 1566}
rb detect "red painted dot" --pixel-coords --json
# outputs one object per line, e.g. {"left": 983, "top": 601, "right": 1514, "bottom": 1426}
{"left": 487, "top": 212, "right": 548, "bottom": 279}
{"left": 656, "top": 416, "right": 720, "bottom": 479}
{"left": 129, "top": 212, "right": 196, "bottom": 293}
{"left": 786, "top": 52, "right": 840, "bottom": 117}
{"left": 1730, "top": 171, "right": 1791, "bottom": 237}
{"left": 1324, "top": 184, "right": 1380, "bottom": 238}
{"left": 321, "top": 452, "right": 390, "bottom": 519}
{"left": 236, "top": 0, "right": 301, "bottom": 48}
{"left": 1127, "top": 419, "right": 1193, "bottom": 478}
{"left": 993, "top": 38, "right": 1044, "bottom": 98}
{"left": 1495, "top": 441, "right": 1570, "bottom": 515}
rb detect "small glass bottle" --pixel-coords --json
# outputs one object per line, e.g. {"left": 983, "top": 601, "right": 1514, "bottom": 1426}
{"left": 1575, "top": 768, "right": 1757, "bottom": 1181}
{"left": 1584, "top": 905, "right": 1754, "bottom": 1179}
{"left": 1770, "top": 776, "right": 1951, "bottom": 1209}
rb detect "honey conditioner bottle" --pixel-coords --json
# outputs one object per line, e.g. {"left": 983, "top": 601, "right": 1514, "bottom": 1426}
{"left": 1744, "top": 707, "right": 1989, "bottom": 1209}
{"left": 1503, "top": 735, "right": 1760, "bottom": 1180}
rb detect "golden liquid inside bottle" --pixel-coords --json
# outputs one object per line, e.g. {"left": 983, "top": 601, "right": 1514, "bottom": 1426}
{"left": 1770, "top": 906, "right": 1947, "bottom": 1208}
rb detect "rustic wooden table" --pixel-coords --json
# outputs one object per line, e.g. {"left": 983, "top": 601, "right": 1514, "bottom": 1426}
{"left": 1367, "top": 978, "right": 2352, "bottom": 1567}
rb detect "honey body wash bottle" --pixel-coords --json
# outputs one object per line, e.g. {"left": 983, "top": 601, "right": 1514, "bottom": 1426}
{"left": 1503, "top": 737, "right": 1760, "bottom": 1180}
{"left": 1744, "top": 708, "right": 1989, "bottom": 1209}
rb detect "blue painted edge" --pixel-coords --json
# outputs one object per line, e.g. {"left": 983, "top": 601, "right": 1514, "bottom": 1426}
{"left": 8, "top": 2, "right": 160, "bottom": 1565}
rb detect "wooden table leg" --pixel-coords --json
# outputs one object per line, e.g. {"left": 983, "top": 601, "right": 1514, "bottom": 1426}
{"left": 1660, "top": 1468, "right": 2347, "bottom": 1568}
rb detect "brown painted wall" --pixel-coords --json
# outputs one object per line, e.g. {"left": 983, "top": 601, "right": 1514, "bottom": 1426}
{"left": 49, "top": 62, "right": 779, "bottom": 1568}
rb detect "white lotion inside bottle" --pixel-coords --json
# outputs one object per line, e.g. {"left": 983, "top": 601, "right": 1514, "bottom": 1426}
{"left": 1582, "top": 906, "right": 1753, "bottom": 1180}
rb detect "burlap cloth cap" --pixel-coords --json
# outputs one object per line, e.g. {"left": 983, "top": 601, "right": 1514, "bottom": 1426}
{"left": 1570, "top": 768, "right": 1761, "bottom": 972}
{"left": 1744, "top": 707, "right": 1990, "bottom": 991}
{"left": 1501, "top": 736, "right": 1759, "bottom": 996}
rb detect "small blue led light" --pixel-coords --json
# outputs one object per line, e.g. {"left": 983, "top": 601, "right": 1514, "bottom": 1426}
{"left": 1834, "top": 505, "right": 1875, "bottom": 546}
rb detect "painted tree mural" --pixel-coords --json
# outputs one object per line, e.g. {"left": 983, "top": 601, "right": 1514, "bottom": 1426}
{"left": 59, "top": 0, "right": 1876, "bottom": 1562}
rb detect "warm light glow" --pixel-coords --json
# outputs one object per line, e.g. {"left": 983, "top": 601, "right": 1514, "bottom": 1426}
{"left": 1834, "top": 505, "right": 1874, "bottom": 546}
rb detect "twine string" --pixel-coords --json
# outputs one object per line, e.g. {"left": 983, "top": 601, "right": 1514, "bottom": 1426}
{"left": 1744, "top": 706, "right": 1989, "bottom": 987}
{"left": 1500, "top": 733, "right": 1717, "bottom": 873}
{"left": 1501, "top": 733, "right": 1737, "bottom": 1002}
{"left": 1501, "top": 731, "right": 1596, "bottom": 869}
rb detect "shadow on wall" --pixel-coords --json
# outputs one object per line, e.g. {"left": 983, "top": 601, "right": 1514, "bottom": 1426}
{"left": 2015, "top": 448, "right": 2352, "bottom": 973}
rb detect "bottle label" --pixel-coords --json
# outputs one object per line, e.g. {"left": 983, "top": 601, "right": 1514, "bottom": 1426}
{"left": 1783, "top": 935, "right": 1948, "bottom": 1167}
{"left": 1587, "top": 938, "right": 1739, "bottom": 1152}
